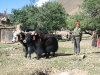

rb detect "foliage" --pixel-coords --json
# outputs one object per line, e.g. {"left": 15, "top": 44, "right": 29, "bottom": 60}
{"left": 37, "top": 2, "right": 68, "bottom": 31}
{"left": 67, "top": 13, "right": 84, "bottom": 30}
{"left": 10, "top": 2, "right": 68, "bottom": 31}
{"left": 11, "top": 5, "right": 38, "bottom": 30}
{"left": 9, "top": 0, "right": 100, "bottom": 33}
{"left": 81, "top": 0, "right": 100, "bottom": 31}
{"left": 66, "top": 0, "right": 100, "bottom": 34}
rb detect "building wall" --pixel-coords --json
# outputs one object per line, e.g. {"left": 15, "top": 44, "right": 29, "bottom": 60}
{"left": 0, "top": 28, "right": 15, "bottom": 43}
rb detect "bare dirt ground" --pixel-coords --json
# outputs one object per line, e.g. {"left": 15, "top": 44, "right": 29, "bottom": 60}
{"left": 0, "top": 38, "right": 100, "bottom": 75}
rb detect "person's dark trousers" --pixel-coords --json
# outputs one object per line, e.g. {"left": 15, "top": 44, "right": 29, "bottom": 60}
{"left": 74, "top": 38, "right": 80, "bottom": 54}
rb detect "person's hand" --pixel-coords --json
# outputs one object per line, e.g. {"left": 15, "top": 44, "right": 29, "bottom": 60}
{"left": 71, "top": 34, "right": 74, "bottom": 36}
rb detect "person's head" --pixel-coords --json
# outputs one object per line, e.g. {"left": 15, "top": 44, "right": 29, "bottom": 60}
{"left": 76, "top": 21, "right": 80, "bottom": 28}
{"left": 94, "top": 31, "right": 97, "bottom": 34}
{"left": 93, "top": 31, "right": 97, "bottom": 35}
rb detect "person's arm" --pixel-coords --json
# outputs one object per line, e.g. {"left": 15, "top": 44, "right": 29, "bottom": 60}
{"left": 79, "top": 28, "right": 82, "bottom": 36}
{"left": 97, "top": 34, "right": 98, "bottom": 40}
{"left": 91, "top": 34, "right": 94, "bottom": 39}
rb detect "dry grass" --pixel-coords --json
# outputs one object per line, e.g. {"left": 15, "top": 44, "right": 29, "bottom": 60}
{"left": 0, "top": 39, "right": 100, "bottom": 75}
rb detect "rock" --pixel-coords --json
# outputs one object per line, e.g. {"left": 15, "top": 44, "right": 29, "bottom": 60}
{"left": 6, "top": 47, "right": 18, "bottom": 50}
{"left": 79, "top": 54, "right": 85, "bottom": 59}
{"left": 6, "top": 47, "right": 13, "bottom": 50}
{"left": 59, "top": 72, "right": 72, "bottom": 75}
{"left": 53, "top": 72, "right": 73, "bottom": 75}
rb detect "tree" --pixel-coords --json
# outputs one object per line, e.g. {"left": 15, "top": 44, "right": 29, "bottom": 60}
{"left": 36, "top": 2, "right": 68, "bottom": 31}
{"left": 66, "top": 0, "right": 100, "bottom": 35}
{"left": 11, "top": 2, "right": 68, "bottom": 31}
{"left": 81, "top": 0, "right": 100, "bottom": 32}
{"left": 67, "top": 12, "right": 84, "bottom": 30}
{"left": 11, "top": 5, "right": 39, "bottom": 30}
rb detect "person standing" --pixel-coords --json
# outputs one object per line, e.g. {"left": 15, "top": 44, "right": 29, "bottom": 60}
{"left": 97, "top": 36, "right": 100, "bottom": 48}
{"left": 72, "top": 21, "right": 82, "bottom": 55}
{"left": 91, "top": 31, "right": 98, "bottom": 47}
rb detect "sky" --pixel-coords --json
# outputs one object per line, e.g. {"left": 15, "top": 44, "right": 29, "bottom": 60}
{"left": 0, "top": 0, "right": 56, "bottom": 14}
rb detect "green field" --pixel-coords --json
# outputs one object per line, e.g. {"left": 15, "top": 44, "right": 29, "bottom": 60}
{"left": 0, "top": 39, "right": 100, "bottom": 75}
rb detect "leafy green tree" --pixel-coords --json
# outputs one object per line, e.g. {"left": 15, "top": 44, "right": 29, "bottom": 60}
{"left": 11, "top": 5, "right": 38, "bottom": 30}
{"left": 67, "top": 13, "right": 84, "bottom": 30}
{"left": 81, "top": 0, "right": 100, "bottom": 32}
{"left": 36, "top": 2, "right": 68, "bottom": 31}
{"left": 67, "top": 0, "right": 100, "bottom": 34}
{"left": 11, "top": 2, "right": 68, "bottom": 31}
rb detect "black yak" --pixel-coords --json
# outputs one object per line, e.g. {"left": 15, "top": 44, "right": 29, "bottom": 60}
{"left": 23, "top": 33, "right": 44, "bottom": 59}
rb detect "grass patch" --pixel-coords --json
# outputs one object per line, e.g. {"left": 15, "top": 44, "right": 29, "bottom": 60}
{"left": 58, "top": 39, "right": 67, "bottom": 42}
{"left": 0, "top": 40, "right": 100, "bottom": 75}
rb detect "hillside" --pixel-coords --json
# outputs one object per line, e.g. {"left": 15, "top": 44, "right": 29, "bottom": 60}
{"left": 57, "top": 0, "right": 83, "bottom": 15}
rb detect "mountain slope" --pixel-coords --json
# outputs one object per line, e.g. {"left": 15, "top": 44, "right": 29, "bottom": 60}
{"left": 57, "top": 0, "right": 83, "bottom": 15}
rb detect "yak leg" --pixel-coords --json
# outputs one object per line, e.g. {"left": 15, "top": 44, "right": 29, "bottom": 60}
{"left": 28, "top": 47, "right": 32, "bottom": 59}
{"left": 52, "top": 52, "right": 56, "bottom": 57}
{"left": 46, "top": 52, "right": 50, "bottom": 58}
{"left": 23, "top": 47, "right": 28, "bottom": 58}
